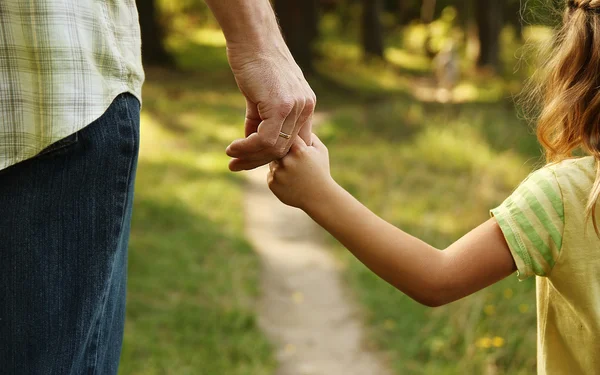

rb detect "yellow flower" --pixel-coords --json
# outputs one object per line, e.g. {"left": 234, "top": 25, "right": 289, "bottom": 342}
{"left": 430, "top": 338, "right": 445, "bottom": 352}
{"left": 284, "top": 343, "right": 296, "bottom": 354}
{"left": 383, "top": 319, "right": 396, "bottom": 331}
{"left": 503, "top": 288, "right": 513, "bottom": 299}
{"left": 476, "top": 336, "right": 492, "bottom": 349}
{"left": 484, "top": 304, "right": 496, "bottom": 316}
{"left": 519, "top": 304, "right": 529, "bottom": 313}
{"left": 292, "top": 292, "right": 304, "bottom": 304}
{"left": 492, "top": 336, "right": 505, "bottom": 348}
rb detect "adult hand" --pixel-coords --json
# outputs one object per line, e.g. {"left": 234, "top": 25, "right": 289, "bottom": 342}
{"left": 225, "top": 42, "right": 316, "bottom": 172}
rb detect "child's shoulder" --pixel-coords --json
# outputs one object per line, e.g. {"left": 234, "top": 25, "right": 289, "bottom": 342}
{"left": 544, "top": 156, "right": 595, "bottom": 181}
{"left": 515, "top": 157, "right": 595, "bottom": 203}
{"left": 536, "top": 157, "right": 596, "bottom": 205}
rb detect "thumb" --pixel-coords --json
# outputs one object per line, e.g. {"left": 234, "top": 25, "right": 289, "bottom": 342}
{"left": 289, "top": 135, "right": 308, "bottom": 154}
{"left": 311, "top": 133, "right": 327, "bottom": 151}
{"left": 298, "top": 117, "right": 313, "bottom": 146}
{"left": 244, "top": 98, "right": 261, "bottom": 137}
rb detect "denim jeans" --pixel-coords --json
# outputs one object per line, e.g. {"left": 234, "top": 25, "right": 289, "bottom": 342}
{"left": 0, "top": 93, "right": 140, "bottom": 374}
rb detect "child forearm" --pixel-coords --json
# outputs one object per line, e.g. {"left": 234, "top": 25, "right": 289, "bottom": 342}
{"left": 304, "top": 183, "right": 448, "bottom": 307}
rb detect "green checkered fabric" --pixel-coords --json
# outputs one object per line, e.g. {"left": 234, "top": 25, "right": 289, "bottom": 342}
{"left": 0, "top": 1, "right": 145, "bottom": 170}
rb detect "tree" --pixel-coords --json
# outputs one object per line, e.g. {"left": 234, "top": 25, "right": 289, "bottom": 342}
{"left": 136, "top": 0, "right": 173, "bottom": 66}
{"left": 506, "top": 0, "right": 524, "bottom": 41}
{"left": 362, "top": 0, "right": 385, "bottom": 59}
{"left": 274, "top": 0, "right": 319, "bottom": 74}
{"left": 475, "top": 0, "right": 503, "bottom": 71}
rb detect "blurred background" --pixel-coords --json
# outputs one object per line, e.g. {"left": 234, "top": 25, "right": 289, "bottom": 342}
{"left": 121, "top": 1, "right": 562, "bottom": 374}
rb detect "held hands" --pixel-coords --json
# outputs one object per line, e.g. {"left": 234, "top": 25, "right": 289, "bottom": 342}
{"left": 268, "top": 133, "right": 336, "bottom": 210}
{"left": 225, "top": 42, "right": 316, "bottom": 172}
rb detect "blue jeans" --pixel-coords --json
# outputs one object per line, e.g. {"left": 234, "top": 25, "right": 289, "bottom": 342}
{"left": 0, "top": 94, "right": 140, "bottom": 374}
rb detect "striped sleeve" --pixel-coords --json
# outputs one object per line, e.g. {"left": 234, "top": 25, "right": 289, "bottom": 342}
{"left": 490, "top": 167, "right": 564, "bottom": 280}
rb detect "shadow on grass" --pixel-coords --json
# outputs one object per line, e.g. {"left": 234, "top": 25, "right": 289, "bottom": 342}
{"left": 120, "top": 159, "right": 274, "bottom": 375}
{"left": 120, "top": 62, "right": 274, "bottom": 374}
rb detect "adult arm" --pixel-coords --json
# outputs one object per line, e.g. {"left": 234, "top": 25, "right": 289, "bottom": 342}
{"left": 205, "top": 0, "right": 316, "bottom": 171}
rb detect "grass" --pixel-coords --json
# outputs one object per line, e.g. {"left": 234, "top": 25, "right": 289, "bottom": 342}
{"left": 118, "top": 58, "right": 275, "bottom": 373}
{"left": 321, "top": 99, "right": 540, "bottom": 375}
{"left": 121, "top": 16, "right": 549, "bottom": 374}
{"left": 314, "top": 30, "right": 544, "bottom": 375}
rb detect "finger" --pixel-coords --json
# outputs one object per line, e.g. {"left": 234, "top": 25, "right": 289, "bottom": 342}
{"left": 229, "top": 157, "right": 273, "bottom": 172}
{"left": 290, "top": 135, "right": 308, "bottom": 152}
{"left": 266, "top": 111, "right": 299, "bottom": 160}
{"left": 267, "top": 169, "right": 277, "bottom": 190}
{"left": 269, "top": 160, "right": 278, "bottom": 173}
{"left": 226, "top": 133, "right": 265, "bottom": 158}
{"left": 298, "top": 115, "right": 313, "bottom": 146}
{"left": 226, "top": 111, "right": 289, "bottom": 158}
{"left": 232, "top": 137, "right": 305, "bottom": 170}
{"left": 272, "top": 99, "right": 304, "bottom": 156}
{"left": 311, "top": 133, "right": 326, "bottom": 150}
{"left": 227, "top": 146, "right": 287, "bottom": 163}
{"left": 298, "top": 91, "right": 316, "bottom": 146}
{"left": 245, "top": 98, "right": 261, "bottom": 137}
{"left": 227, "top": 117, "right": 304, "bottom": 162}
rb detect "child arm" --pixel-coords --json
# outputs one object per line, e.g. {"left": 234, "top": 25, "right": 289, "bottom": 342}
{"left": 268, "top": 135, "right": 516, "bottom": 307}
{"left": 306, "top": 183, "right": 515, "bottom": 306}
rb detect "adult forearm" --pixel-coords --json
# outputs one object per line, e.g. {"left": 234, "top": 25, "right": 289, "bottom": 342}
{"left": 304, "top": 183, "right": 446, "bottom": 306}
{"left": 204, "top": 0, "right": 283, "bottom": 48}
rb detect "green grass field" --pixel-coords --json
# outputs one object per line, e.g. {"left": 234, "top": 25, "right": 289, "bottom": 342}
{"left": 320, "top": 98, "right": 540, "bottom": 374}
{"left": 316, "top": 33, "right": 542, "bottom": 375}
{"left": 118, "top": 63, "right": 275, "bottom": 374}
{"left": 120, "top": 23, "right": 545, "bottom": 374}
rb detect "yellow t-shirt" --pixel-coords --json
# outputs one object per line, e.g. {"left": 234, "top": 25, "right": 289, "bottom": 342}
{"left": 491, "top": 156, "right": 600, "bottom": 375}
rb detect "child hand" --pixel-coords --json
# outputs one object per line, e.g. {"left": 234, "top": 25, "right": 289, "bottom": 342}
{"left": 268, "top": 133, "right": 336, "bottom": 210}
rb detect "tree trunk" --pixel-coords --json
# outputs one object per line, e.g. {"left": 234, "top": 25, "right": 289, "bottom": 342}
{"left": 339, "top": 0, "right": 354, "bottom": 35}
{"left": 507, "top": 2, "right": 524, "bottom": 41}
{"left": 362, "top": 0, "right": 384, "bottom": 59}
{"left": 396, "top": 0, "right": 422, "bottom": 26}
{"left": 421, "top": 0, "right": 436, "bottom": 23}
{"left": 136, "top": 0, "right": 173, "bottom": 66}
{"left": 475, "top": 0, "right": 503, "bottom": 71}
{"left": 397, "top": 0, "right": 408, "bottom": 25}
{"left": 274, "top": 0, "right": 319, "bottom": 74}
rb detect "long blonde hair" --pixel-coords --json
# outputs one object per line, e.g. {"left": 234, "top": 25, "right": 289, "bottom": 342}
{"left": 532, "top": 0, "right": 600, "bottom": 234}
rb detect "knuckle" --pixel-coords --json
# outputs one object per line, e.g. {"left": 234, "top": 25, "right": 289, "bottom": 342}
{"left": 295, "top": 147, "right": 308, "bottom": 159}
{"left": 307, "top": 91, "right": 317, "bottom": 106}
{"left": 303, "top": 100, "right": 315, "bottom": 115}
{"left": 276, "top": 99, "right": 295, "bottom": 117}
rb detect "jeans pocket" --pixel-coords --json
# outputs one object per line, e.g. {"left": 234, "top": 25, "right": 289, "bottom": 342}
{"left": 37, "top": 132, "right": 79, "bottom": 158}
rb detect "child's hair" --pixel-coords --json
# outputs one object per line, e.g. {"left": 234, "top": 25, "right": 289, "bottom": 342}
{"left": 532, "top": 0, "right": 600, "bottom": 234}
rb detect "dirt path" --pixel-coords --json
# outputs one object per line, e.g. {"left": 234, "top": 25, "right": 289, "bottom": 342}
{"left": 244, "top": 165, "right": 392, "bottom": 375}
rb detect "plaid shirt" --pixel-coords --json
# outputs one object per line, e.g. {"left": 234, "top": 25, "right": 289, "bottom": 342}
{"left": 0, "top": 1, "right": 145, "bottom": 170}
